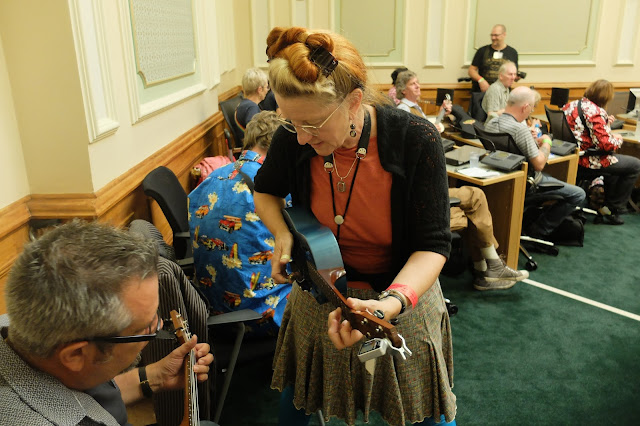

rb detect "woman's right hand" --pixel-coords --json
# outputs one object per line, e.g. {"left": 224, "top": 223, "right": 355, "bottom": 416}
{"left": 271, "top": 230, "right": 294, "bottom": 283}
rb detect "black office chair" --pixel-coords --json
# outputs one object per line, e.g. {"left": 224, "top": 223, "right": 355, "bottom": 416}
{"left": 544, "top": 105, "right": 576, "bottom": 142}
{"left": 468, "top": 92, "right": 487, "bottom": 123}
{"left": 549, "top": 87, "right": 570, "bottom": 109}
{"left": 474, "top": 125, "right": 562, "bottom": 270}
{"left": 142, "top": 166, "right": 193, "bottom": 274}
{"left": 219, "top": 94, "right": 244, "bottom": 152}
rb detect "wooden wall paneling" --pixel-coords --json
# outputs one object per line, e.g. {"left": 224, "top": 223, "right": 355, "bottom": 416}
{"left": 0, "top": 197, "right": 31, "bottom": 314}
{"left": 0, "top": 111, "right": 225, "bottom": 313}
{"left": 373, "top": 81, "right": 640, "bottom": 116}
{"left": 218, "top": 85, "right": 242, "bottom": 102}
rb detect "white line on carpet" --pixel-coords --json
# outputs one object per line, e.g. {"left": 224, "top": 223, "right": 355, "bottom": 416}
{"left": 523, "top": 278, "right": 640, "bottom": 322}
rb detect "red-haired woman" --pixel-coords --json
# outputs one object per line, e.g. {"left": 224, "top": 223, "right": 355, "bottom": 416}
{"left": 254, "top": 26, "right": 456, "bottom": 425}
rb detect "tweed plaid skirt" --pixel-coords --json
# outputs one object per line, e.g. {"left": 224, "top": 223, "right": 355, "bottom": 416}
{"left": 271, "top": 279, "right": 456, "bottom": 425}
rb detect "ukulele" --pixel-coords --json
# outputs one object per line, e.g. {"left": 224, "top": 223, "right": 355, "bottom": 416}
{"left": 434, "top": 94, "right": 452, "bottom": 133}
{"left": 170, "top": 310, "right": 200, "bottom": 426}
{"left": 281, "top": 206, "right": 412, "bottom": 360}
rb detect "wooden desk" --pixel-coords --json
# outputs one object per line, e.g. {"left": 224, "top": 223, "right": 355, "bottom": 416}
{"left": 444, "top": 131, "right": 579, "bottom": 184}
{"left": 442, "top": 131, "right": 484, "bottom": 148}
{"left": 617, "top": 113, "right": 638, "bottom": 126}
{"left": 447, "top": 163, "right": 527, "bottom": 269}
{"left": 546, "top": 152, "right": 579, "bottom": 185}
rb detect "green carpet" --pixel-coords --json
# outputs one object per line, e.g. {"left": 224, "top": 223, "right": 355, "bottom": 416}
{"left": 218, "top": 213, "right": 640, "bottom": 425}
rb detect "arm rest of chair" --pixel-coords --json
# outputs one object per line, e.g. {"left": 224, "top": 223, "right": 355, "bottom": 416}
{"left": 174, "top": 231, "right": 191, "bottom": 239}
{"left": 176, "top": 257, "right": 194, "bottom": 266}
{"left": 449, "top": 197, "right": 461, "bottom": 207}
{"left": 207, "top": 309, "right": 262, "bottom": 326}
{"left": 536, "top": 182, "right": 564, "bottom": 191}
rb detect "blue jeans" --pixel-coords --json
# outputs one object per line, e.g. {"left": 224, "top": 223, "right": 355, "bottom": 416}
{"left": 530, "top": 173, "right": 586, "bottom": 236}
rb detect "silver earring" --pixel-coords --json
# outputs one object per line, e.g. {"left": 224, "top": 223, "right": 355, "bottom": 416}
{"left": 349, "top": 122, "right": 357, "bottom": 137}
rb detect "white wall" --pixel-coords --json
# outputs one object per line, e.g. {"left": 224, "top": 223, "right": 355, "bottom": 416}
{"left": 0, "top": 36, "right": 29, "bottom": 209}
{"left": 1, "top": 0, "right": 639, "bottom": 212}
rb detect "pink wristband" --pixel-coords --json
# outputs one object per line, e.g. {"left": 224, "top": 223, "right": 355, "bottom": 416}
{"left": 387, "top": 283, "right": 418, "bottom": 308}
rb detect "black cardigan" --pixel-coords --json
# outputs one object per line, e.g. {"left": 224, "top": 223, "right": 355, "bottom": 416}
{"left": 254, "top": 104, "right": 451, "bottom": 284}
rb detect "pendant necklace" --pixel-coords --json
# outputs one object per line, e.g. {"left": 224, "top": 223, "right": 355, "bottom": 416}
{"left": 323, "top": 110, "right": 371, "bottom": 239}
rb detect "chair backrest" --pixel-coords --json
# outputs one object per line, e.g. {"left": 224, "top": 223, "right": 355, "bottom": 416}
{"left": 219, "top": 94, "right": 244, "bottom": 149}
{"left": 474, "top": 124, "right": 521, "bottom": 155}
{"left": 468, "top": 91, "right": 487, "bottom": 122}
{"left": 544, "top": 105, "right": 577, "bottom": 143}
{"left": 142, "top": 166, "right": 190, "bottom": 258}
{"left": 436, "top": 88, "right": 455, "bottom": 106}
{"left": 549, "top": 87, "right": 570, "bottom": 108}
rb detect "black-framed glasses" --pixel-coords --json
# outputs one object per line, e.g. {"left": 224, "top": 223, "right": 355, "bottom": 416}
{"left": 86, "top": 312, "right": 162, "bottom": 344}
{"left": 277, "top": 98, "right": 345, "bottom": 136}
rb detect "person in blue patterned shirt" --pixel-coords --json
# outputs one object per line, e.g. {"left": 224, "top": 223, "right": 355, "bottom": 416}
{"left": 188, "top": 111, "right": 292, "bottom": 336}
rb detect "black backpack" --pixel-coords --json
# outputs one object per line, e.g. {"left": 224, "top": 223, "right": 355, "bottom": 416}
{"left": 547, "top": 213, "right": 585, "bottom": 247}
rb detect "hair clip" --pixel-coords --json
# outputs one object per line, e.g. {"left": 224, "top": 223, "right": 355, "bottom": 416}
{"left": 308, "top": 45, "right": 338, "bottom": 77}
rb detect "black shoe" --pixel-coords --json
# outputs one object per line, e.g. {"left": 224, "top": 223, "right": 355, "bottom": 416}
{"left": 595, "top": 207, "right": 624, "bottom": 225}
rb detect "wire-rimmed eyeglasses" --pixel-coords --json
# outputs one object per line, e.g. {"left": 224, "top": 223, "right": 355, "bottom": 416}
{"left": 277, "top": 99, "right": 345, "bottom": 136}
{"left": 85, "top": 311, "right": 162, "bottom": 344}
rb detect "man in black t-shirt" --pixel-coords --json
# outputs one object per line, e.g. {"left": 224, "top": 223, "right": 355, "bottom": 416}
{"left": 468, "top": 24, "right": 518, "bottom": 92}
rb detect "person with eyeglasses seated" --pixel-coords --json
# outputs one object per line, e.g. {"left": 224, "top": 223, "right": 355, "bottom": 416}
{"left": 0, "top": 220, "right": 213, "bottom": 425}
{"left": 468, "top": 24, "right": 519, "bottom": 93}
{"left": 485, "top": 86, "right": 586, "bottom": 240}
{"left": 254, "top": 26, "right": 457, "bottom": 425}
{"left": 236, "top": 68, "right": 270, "bottom": 140}
{"left": 482, "top": 61, "right": 517, "bottom": 124}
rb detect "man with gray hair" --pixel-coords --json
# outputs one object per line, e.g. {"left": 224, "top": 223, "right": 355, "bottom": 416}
{"left": 482, "top": 61, "right": 517, "bottom": 123}
{"left": 486, "top": 86, "right": 586, "bottom": 239}
{"left": 1, "top": 220, "right": 213, "bottom": 425}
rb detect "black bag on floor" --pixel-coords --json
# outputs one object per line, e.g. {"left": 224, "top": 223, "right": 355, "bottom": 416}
{"left": 547, "top": 215, "right": 585, "bottom": 247}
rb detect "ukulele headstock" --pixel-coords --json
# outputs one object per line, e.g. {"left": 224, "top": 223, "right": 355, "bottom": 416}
{"left": 170, "top": 310, "right": 190, "bottom": 345}
{"left": 346, "top": 309, "right": 402, "bottom": 348}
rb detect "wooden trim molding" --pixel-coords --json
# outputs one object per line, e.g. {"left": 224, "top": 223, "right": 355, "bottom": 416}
{"left": 0, "top": 111, "right": 228, "bottom": 314}
{"left": 218, "top": 85, "right": 242, "bottom": 102}
{"left": 0, "top": 196, "right": 31, "bottom": 314}
{"left": 374, "top": 81, "right": 640, "bottom": 114}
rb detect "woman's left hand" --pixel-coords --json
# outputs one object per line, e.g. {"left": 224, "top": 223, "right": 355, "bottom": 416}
{"left": 327, "top": 297, "right": 403, "bottom": 349}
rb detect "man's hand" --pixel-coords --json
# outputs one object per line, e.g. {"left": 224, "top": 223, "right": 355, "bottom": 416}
{"left": 442, "top": 99, "right": 452, "bottom": 115}
{"left": 479, "top": 79, "right": 490, "bottom": 92}
{"left": 147, "top": 335, "right": 213, "bottom": 392}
